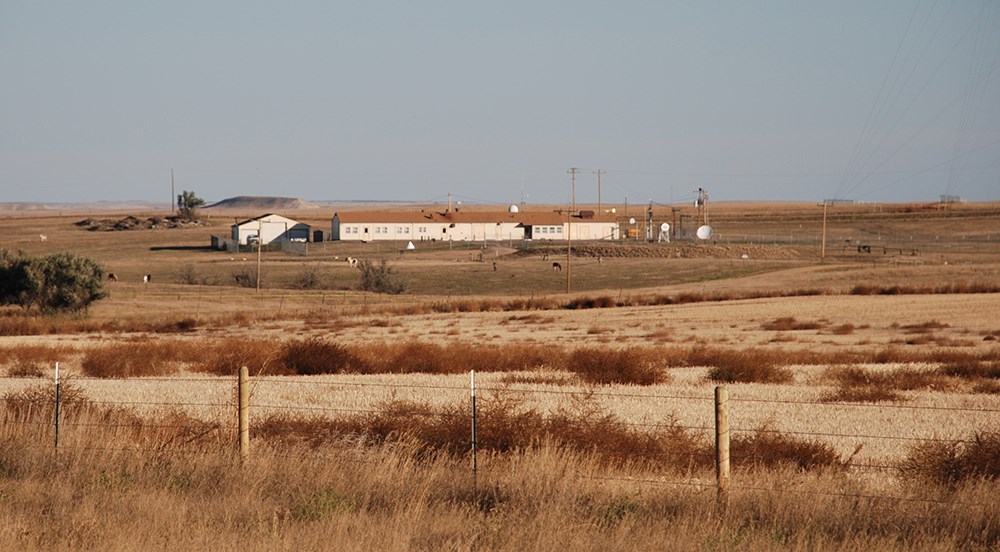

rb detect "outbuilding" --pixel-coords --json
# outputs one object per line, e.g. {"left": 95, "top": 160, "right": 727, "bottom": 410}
{"left": 231, "top": 214, "right": 311, "bottom": 246}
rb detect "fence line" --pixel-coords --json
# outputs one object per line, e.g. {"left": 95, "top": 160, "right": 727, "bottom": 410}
{"left": 2, "top": 367, "right": 995, "bottom": 510}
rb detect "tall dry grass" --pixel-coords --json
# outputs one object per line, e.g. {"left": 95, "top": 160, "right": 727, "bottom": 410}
{"left": 1, "top": 386, "right": 997, "bottom": 551}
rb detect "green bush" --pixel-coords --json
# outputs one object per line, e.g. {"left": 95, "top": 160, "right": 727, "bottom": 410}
{"left": 0, "top": 250, "right": 106, "bottom": 314}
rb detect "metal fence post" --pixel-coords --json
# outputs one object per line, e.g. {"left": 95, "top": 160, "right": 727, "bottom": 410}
{"left": 238, "top": 366, "right": 249, "bottom": 463}
{"left": 470, "top": 370, "right": 478, "bottom": 494}
{"left": 54, "top": 362, "right": 61, "bottom": 451}
{"left": 715, "top": 385, "right": 730, "bottom": 505}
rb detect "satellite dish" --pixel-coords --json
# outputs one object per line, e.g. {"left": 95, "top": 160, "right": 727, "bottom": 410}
{"left": 629, "top": 217, "right": 636, "bottom": 224}
{"left": 406, "top": 241, "right": 415, "bottom": 250}
{"left": 508, "top": 204, "right": 519, "bottom": 213}
{"left": 696, "top": 225, "right": 713, "bottom": 240}
{"left": 660, "top": 222, "right": 670, "bottom": 232}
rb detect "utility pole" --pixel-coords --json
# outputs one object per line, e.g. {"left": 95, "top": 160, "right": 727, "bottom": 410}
{"left": 170, "top": 168, "right": 175, "bottom": 214}
{"left": 567, "top": 168, "right": 579, "bottom": 213}
{"left": 593, "top": 169, "right": 605, "bottom": 213}
{"left": 820, "top": 200, "right": 829, "bottom": 262}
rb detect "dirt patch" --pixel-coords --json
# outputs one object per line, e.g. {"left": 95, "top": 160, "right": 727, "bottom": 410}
{"left": 75, "top": 215, "right": 205, "bottom": 232}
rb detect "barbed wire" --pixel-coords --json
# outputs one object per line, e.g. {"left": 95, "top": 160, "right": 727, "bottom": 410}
{"left": 730, "top": 396, "right": 1000, "bottom": 414}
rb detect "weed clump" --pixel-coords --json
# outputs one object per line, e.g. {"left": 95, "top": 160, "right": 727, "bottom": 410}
{"left": 567, "top": 347, "right": 668, "bottom": 386}
{"left": 900, "top": 430, "right": 1000, "bottom": 488}
{"left": 280, "top": 338, "right": 357, "bottom": 375}
{"left": 696, "top": 347, "right": 794, "bottom": 384}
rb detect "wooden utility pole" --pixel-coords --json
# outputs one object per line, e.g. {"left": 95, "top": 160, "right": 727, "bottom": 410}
{"left": 593, "top": 169, "right": 605, "bottom": 213}
{"left": 256, "top": 220, "right": 262, "bottom": 293}
{"left": 568, "top": 168, "right": 579, "bottom": 213}
{"left": 820, "top": 201, "right": 829, "bottom": 262}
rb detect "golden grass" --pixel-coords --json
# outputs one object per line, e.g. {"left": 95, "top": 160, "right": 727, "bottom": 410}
{"left": 1, "top": 390, "right": 998, "bottom": 551}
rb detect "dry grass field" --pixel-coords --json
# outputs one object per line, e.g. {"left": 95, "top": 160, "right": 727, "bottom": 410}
{"left": 2, "top": 201, "right": 999, "bottom": 550}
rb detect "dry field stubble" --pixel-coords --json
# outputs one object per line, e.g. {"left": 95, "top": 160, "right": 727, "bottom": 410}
{"left": 3, "top": 204, "right": 1000, "bottom": 548}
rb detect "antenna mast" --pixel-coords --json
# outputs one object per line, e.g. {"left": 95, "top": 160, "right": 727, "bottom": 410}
{"left": 593, "top": 169, "right": 605, "bottom": 213}
{"left": 695, "top": 188, "right": 709, "bottom": 226}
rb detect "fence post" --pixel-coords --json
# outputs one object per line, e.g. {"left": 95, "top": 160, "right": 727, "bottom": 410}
{"left": 238, "top": 366, "right": 249, "bottom": 464}
{"left": 715, "top": 385, "right": 730, "bottom": 505}
{"left": 470, "top": 370, "right": 478, "bottom": 494}
{"left": 54, "top": 362, "right": 61, "bottom": 450}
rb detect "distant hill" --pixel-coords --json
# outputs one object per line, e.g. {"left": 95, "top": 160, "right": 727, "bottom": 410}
{"left": 205, "top": 196, "right": 320, "bottom": 210}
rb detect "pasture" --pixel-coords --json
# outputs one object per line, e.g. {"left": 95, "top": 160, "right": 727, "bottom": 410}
{"left": 1, "top": 201, "right": 999, "bottom": 550}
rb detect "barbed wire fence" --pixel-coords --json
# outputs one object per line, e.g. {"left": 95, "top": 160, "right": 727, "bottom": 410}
{"left": 1, "top": 367, "right": 996, "bottom": 510}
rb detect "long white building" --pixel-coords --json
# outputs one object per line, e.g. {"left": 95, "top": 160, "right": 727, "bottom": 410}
{"left": 331, "top": 209, "right": 619, "bottom": 242}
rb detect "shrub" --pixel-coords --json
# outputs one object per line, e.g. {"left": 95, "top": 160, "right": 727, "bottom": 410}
{"left": 900, "top": 430, "right": 1000, "bottom": 487}
{"left": 0, "top": 250, "right": 106, "bottom": 314}
{"left": 358, "top": 259, "right": 407, "bottom": 294}
{"left": 292, "top": 264, "right": 325, "bottom": 290}
{"left": 697, "top": 347, "right": 794, "bottom": 384}
{"left": 762, "top": 317, "right": 824, "bottom": 331}
{"left": 232, "top": 268, "right": 261, "bottom": 288}
{"left": 567, "top": 347, "right": 668, "bottom": 386}
{"left": 280, "top": 338, "right": 356, "bottom": 375}
{"left": 194, "top": 339, "right": 282, "bottom": 376}
{"left": 80, "top": 342, "right": 181, "bottom": 378}
{"left": 732, "top": 425, "right": 844, "bottom": 471}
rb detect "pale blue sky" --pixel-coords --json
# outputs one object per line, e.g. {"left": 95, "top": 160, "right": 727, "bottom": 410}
{"left": 2, "top": 1, "right": 999, "bottom": 206}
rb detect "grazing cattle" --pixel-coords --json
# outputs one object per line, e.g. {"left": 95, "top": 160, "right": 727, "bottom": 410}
{"left": 552, "top": 262, "right": 562, "bottom": 271}
{"left": 142, "top": 274, "right": 151, "bottom": 284}
{"left": 598, "top": 256, "right": 603, "bottom": 265}
{"left": 107, "top": 273, "right": 118, "bottom": 282}
{"left": 39, "top": 234, "right": 47, "bottom": 242}
{"left": 542, "top": 253, "right": 549, "bottom": 261}
{"left": 346, "top": 257, "right": 359, "bottom": 268}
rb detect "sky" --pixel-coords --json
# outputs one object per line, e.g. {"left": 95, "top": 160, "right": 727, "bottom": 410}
{"left": 2, "top": 1, "right": 999, "bottom": 206}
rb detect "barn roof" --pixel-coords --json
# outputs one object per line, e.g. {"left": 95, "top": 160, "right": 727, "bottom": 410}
{"left": 232, "top": 213, "right": 307, "bottom": 228}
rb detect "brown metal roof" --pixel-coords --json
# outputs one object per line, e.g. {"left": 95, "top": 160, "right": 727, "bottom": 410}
{"left": 333, "top": 210, "right": 616, "bottom": 225}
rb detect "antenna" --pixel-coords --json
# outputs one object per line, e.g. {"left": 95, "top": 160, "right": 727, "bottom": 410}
{"left": 567, "top": 168, "right": 579, "bottom": 213}
{"left": 658, "top": 222, "right": 671, "bottom": 243}
{"left": 593, "top": 169, "right": 605, "bottom": 214}
{"left": 694, "top": 187, "right": 709, "bottom": 226}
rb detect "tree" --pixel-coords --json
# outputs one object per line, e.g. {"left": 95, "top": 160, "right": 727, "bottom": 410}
{"left": 0, "top": 250, "right": 106, "bottom": 314}
{"left": 0, "top": 250, "right": 39, "bottom": 310}
{"left": 176, "top": 190, "right": 205, "bottom": 221}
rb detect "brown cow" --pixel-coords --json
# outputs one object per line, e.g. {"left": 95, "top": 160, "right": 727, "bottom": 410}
{"left": 552, "top": 262, "right": 562, "bottom": 271}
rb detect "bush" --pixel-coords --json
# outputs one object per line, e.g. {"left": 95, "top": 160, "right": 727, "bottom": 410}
{"left": 280, "top": 338, "right": 356, "bottom": 375}
{"left": 358, "top": 259, "right": 407, "bottom": 294}
{"left": 567, "top": 347, "right": 668, "bottom": 386}
{"left": 900, "top": 430, "right": 1000, "bottom": 487}
{"left": 697, "top": 347, "right": 794, "bottom": 384}
{"left": 194, "top": 339, "right": 282, "bottom": 376}
{"left": 0, "top": 250, "right": 106, "bottom": 314}
{"left": 80, "top": 342, "right": 181, "bottom": 378}
{"left": 732, "top": 425, "right": 844, "bottom": 471}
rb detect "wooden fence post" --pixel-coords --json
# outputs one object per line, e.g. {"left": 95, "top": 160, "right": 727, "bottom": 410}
{"left": 715, "top": 385, "right": 730, "bottom": 505}
{"left": 238, "top": 366, "right": 249, "bottom": 463}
